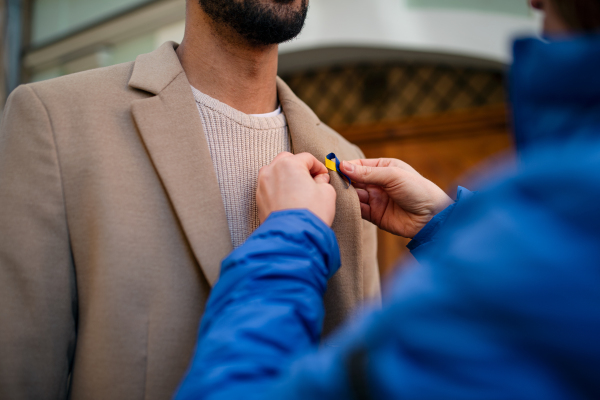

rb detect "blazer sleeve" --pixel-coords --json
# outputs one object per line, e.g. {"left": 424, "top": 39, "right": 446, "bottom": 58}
{"left": 0, "top": 85, "right": 76, "bottom": 399}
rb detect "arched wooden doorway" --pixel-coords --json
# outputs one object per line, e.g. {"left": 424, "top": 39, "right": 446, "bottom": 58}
{"left": 282, "top": 62, "right": 514, "bottom": 278}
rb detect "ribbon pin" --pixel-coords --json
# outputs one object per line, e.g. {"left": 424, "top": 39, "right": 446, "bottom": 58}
{"left": 325, "top": 153, "right": 352, "bottom": 188}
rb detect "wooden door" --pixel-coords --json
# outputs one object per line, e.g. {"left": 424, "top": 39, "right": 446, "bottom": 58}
{"left": 335, "top": 104, "right": 514, "bottom": 279}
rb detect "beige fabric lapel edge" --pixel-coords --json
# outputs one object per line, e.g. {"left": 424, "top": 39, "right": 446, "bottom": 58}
{"left": 278, "top": 77, "right": 365, "bottom": 333}
{"left": 129, "top": 42, "right": 233, "bottom": 286}
{"left": 276, "top": 77, "right": 320, "bottom": 155}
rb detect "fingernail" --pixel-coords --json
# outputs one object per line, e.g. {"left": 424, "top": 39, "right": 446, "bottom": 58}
{"left": 342, "top": 161, "right": 354, "bottom": 173}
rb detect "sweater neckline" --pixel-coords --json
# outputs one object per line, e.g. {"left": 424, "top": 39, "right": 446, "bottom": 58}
{"left": 191, "top": 85, "right": 287, "bottom": 130}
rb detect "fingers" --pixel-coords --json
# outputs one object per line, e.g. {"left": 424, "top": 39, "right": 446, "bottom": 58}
{"left": 298, "top": 153, "right": 329, "bottom": 177}
{"left": 356, "top": 188, "right": 369, "bottom": 204}
{"left": 320, "top": 181, "right": 337, "bottom": 202}
{"left": 359, "top": 202, "right": 372, "bottom": 223}
{"left": 343, "top": 158, "right": 418, "bottom": 174}
{"left": 260, "top": 151, "right": 295, "bottom": 178}
{"left": 271, "top": 151, "right": 295, "bottom": 163}
{"left": 313, "top": 173, "right": 330, "bottom": 184}
{"left": 340, "top": 160, "right": 401, "bottom": 187}
{"left": 352, "top": 181, "right": 367, "bottom": 190}
{"left": 266, "top": 153, "right": 330, "bottom": 184}
{"left": 286, "top": 152, "right": 328, "bottom": 177}
{"left": 344, "top": 159, "right": 383, "bottom": 168}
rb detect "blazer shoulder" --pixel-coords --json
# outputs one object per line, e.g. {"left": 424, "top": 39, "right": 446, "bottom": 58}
{"left": 26, "top": 61, "right": 138, "bottom": 101}
{"left": 317, "top": 122, "right": 365, "bottom": 159}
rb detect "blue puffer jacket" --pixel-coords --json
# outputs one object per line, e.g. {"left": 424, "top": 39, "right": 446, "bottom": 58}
{"left": 175, "top": 34, "right": 600, "bottom": 400}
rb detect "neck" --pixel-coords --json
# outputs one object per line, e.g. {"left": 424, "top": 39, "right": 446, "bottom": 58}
{"left": 177, "top": 5, "right": 279, "bottom": 115}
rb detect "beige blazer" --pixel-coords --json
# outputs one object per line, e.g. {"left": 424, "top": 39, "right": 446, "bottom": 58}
{"left": 0, "top": 42, "right": 379, "bottom": 400}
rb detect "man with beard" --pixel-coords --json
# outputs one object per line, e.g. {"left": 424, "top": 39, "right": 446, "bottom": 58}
{"left": 0, "top": 0, "right": 380, "bottom": 399}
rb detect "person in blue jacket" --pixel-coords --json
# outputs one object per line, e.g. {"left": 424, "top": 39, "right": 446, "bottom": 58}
{"left": 175, "top": 1, "right": 600, "bottom": 399}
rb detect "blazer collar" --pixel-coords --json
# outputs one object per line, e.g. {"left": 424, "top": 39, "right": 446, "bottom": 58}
{"left": 277, "top": 77, "right": 320, "bottom": 125}
{"left": 129, "top": 41, "right": 184, "bottom": 95}
{"left": 277, "top": 77, "right": 320, "bottom": 154}
{"left": 127, "top": 42, "right": 361, "bottom": 295}
{"left": 129, "top": 42, "right": 232, "bottom": 286}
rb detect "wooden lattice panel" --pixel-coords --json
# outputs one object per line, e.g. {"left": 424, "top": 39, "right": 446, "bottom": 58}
{"left": 281, "top": 63, "right": 506, "bottom": 127}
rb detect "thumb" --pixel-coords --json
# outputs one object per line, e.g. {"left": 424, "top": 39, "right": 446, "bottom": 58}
{"left": 341, "top": 161, "right": 396, "bottom": 187}
{"left": 314, "top": 173, "right": 331, "bottom": 184}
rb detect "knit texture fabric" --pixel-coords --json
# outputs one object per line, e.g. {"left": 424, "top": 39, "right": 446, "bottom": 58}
{"left": 192, "top": 86, "right": 291, "bottom": 248}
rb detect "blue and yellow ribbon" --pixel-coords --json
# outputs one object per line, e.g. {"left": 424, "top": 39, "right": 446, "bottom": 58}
{"left": 325, "top": 153, "right": 352, "bottom": 188}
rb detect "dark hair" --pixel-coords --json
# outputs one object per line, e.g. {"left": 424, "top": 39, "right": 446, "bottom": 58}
{"left": 551, "top": 0, "right": 600, "bottom": 32}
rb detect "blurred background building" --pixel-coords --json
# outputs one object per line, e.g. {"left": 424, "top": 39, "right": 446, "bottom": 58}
{"left": 1, "top": 0, "right": 542, "bottom": 277}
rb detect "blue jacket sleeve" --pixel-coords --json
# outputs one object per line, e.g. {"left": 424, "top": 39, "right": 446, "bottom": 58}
{"left": 264, "top": 161, "right": 600, "bottom": 400}
{"left": 177, "top": 158, "right": 600, "bottom": 400}
{"left": 174, "top": 209, "right": 341, "bottom": 400}
{"left": 407, "top": 186, "right": 475, "bottom": 262}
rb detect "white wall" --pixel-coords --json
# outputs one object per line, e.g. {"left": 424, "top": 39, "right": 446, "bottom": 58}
{"left": 155, "top": 0, "right": 542, "bottom": 70}
{"left": 28, "top": 0, "right": 544, "bottom": 81}
{"left": 279, "top": 0, "right": 542, "bottom": 68}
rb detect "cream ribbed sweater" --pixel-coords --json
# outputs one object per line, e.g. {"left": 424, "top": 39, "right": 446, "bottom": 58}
{"left": 191, "top": 86, "right": 291, "bottom": 248}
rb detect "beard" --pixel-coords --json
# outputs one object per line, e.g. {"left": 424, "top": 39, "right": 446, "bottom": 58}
{"left": 198, "top": 0, "right": 309, "bottom": 46}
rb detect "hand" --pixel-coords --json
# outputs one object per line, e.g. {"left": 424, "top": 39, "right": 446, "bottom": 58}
{"left": 257, "top": 152, "right": 337, "bottom": 226}
{"left": 340, "top": 158, "right": 453, "bottom": 238}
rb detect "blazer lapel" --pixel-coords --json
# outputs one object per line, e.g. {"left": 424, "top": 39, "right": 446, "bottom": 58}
{"left": 278, "top": 78, "right": 365, "bottom": 332}
{"left": 129, "top": 42, "right": 232, "bottom": 286}
{"left": 278, "top": 77, "right": 362, "bottom": 217}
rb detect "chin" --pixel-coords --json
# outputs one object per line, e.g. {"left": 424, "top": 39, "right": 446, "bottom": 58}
{"left": 269, "top": 0, "right": 304, "bottom": 6}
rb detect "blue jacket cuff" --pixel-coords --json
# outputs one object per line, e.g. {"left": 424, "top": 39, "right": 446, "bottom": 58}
{"left": 407, "top": 187, "right": 474, "bottom": 260}
{"left": 225, "top": 209, "right": 341, "bottom": 282}
{"left": 261, "top": 209, "right": 340, "bottom": 278}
